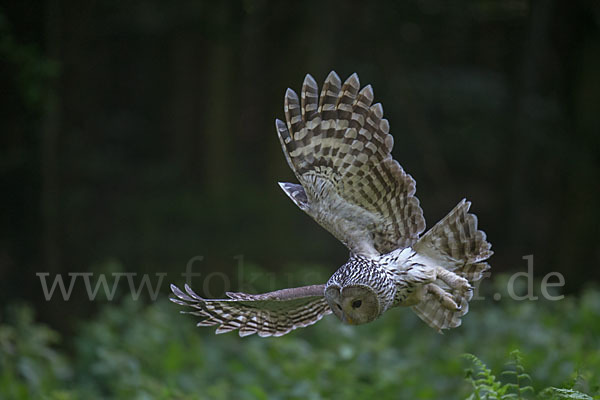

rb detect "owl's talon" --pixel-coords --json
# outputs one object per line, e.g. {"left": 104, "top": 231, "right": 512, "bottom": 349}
{"left": 425, "top": 283, "right": 461, "bottom": 311}
{"left": 434, "top": 267, "right": 472, "bottom": 292}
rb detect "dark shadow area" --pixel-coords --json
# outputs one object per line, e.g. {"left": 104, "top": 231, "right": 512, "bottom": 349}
{"left": 0, "top": 1, "right": 599, "bottom": 398}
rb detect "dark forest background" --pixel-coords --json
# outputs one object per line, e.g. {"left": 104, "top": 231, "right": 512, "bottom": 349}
{"left": 1, "top": 0, "right": 599, "bottom": 334}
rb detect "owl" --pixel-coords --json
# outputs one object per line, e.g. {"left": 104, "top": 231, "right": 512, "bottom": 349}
{"left": 170, "top": 71, "right": 492, "bottom": 336}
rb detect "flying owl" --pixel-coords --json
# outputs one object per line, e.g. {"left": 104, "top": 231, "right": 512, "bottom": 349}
{"left": 170, "top": 71, "right": 492, "bottom": 336}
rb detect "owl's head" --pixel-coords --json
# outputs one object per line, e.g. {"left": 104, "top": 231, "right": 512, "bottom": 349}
{"left": 325, "top": 285, "right": 380, "bottom": 325}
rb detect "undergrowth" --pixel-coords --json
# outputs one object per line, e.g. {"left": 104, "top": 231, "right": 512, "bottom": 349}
{"left": 1, "top": 273, "right": 599, "bottom": 399}
{"left": 464, "top": 351, "right": 596, "bottom": 399}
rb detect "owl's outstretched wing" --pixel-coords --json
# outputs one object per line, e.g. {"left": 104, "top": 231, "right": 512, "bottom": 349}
{"left": 276, "top": 71, "right": 425, "bottom": 257}
{"left": 170, "top": 284, "right": 331, "bottom": 337}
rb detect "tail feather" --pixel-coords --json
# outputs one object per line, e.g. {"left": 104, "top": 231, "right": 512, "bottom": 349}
{"left": 414, "top": 199, "right": 493, "bottom": 267}
{"left": 459, "top": 262, "right": 490, "bottom": 283}
{"left": 411, "top": 199, "right": 492, "bottom": 332}
{"left": 412, "top": 290, "right": 471, "bottom": 332}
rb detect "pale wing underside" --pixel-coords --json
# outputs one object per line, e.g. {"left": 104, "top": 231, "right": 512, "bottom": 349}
{"left": 276, "top": 71, "right": 425, "bottom": 256}
{"left": 170, "top": 284, "right": 331, "bottom": 337}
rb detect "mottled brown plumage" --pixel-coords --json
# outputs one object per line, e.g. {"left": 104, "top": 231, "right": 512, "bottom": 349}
{"left": 170, "top": 72, "right": 492, "bottom": 336}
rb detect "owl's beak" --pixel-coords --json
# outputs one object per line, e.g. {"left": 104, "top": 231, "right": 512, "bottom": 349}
{"left": 342, "top": 313, "right": 355, "bottom": 325}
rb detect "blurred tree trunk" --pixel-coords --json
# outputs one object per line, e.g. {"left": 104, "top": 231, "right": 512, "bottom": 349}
{"left": 41, "top": 0, "right": 61, "bottom": 274}
{"left": 238, "top": 0, "right": 268, "bottom": 183}
{"left": 169, "top": 31, "right": 203, "bottom": 177}
{"left": 203, "top": 3, "right": 235, "bottom": 197}
{"left": 507, "top": 0, "right": 555, "bottom": 256}
{"left": 553, "top": 0, "right": 600, "bottom": 285}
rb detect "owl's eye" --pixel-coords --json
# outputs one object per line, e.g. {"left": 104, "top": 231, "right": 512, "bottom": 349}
{"left": 352, "top": 300, "right": 362, "bottom": 308}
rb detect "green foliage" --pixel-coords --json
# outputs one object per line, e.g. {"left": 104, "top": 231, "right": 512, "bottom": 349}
{"left": 539, "top": 388, "right": 594, "bottom": 400}
{"left": 462, "top": 351, "right": 594, "bottom": 399}
{"left": 463, "top": 352, "right": 520, "bottom": 399}
{"left": 1, "top": 275, "right": 599, "bottom": 399}
{"left": 0, "top": 305, "right": 72, "bottom": 399}
{"left": 500, "top": 350, "right": 534, "bottom": 398}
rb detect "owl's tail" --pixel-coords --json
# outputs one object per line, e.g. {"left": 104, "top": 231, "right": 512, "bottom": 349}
{"left": 411, "top": 199, "right": 493, "bottom": 332}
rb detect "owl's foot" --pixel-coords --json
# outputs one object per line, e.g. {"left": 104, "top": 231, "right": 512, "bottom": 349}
{"left": 426, "top": 283, "right": 461, "bottom": 311}
{"left": 435, "top": 267, "right": 472, "bottom": 293}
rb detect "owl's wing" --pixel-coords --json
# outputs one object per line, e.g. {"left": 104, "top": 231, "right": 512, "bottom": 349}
{"left": 170, "top": 284, "right": 331, "bottom": 337}
{"left": 276, "top": 71, "right": 425, "bottom": 257}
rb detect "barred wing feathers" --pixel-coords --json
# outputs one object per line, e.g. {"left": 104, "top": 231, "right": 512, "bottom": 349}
{"left": 170, "top": 284, "right": 331, "bottom": 337}
{"left": 276, "top": 71, "right": 425, "bottom": 256}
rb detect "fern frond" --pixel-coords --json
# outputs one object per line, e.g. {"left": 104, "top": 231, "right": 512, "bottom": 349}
{"left": 539, "top": 387, "right": 594, "bottom": 400}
